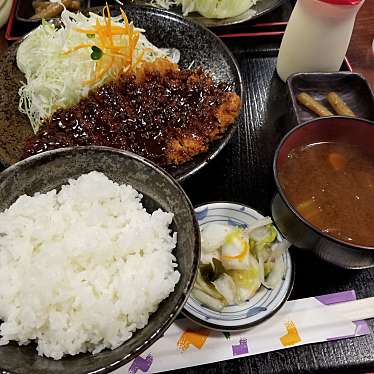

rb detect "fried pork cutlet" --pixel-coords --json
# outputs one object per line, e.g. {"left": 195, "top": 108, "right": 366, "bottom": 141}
{"left": 23, "top": 59, "right": 241, "bottom": 166}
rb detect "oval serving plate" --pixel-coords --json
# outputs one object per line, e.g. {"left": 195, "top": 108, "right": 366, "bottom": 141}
{"left": 118, "top": 0, "right": 285, "bottom": 28}
{"left": 0, "top": 5, "right": 242, "bottom": 182}
{"left": 183, "top": 202, "right": 294, "bottom": 331}
{"left": 181, "top": 0, "right": 285, "bottom": 28}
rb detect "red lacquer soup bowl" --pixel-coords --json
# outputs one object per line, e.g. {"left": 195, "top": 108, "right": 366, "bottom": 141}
{"left": 272, "top": 116, "right": 374, "bottom": 269}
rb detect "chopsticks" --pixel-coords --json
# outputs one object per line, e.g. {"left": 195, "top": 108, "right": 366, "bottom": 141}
{"left": 327, "top": 297, "right": 374, "bottom": 322}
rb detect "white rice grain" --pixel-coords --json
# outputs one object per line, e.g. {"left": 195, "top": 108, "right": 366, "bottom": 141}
{"left": 0, "top": 171, "right": 180, "bottom": 359}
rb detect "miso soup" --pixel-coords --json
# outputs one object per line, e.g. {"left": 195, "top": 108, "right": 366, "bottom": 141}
{"left": 278, "top": 142, "right": 374, "bottom": 247}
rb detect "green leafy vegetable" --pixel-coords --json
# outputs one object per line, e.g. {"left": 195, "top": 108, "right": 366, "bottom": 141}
{"left": 200, "top": 258, "right": 225, "bottom": 283}
{"left": 195, "top": 269, "right": 224, "bottom": 300}
{"left": 199, "top": 263, "right": 215, "bottom": 283}
{"left": 91, "top": 46, "right": 103, "bottom": 60}
{"left": 212, "top": 258, "right": 225, "bottom": 277}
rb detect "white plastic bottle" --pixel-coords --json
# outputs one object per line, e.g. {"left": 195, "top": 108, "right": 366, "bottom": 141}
{"left": 276, "top": 0, "right": 365, "bottom": 82}
{"left": 0, "top": 0, "right": 12, "bottom": 29}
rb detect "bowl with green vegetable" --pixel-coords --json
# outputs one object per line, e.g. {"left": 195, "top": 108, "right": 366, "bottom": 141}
{"left": 183, "top": 202, "right": 294, "bottom": 331}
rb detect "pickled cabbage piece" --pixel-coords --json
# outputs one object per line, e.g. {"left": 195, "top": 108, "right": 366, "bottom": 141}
{"left": 221, "top": 228, "right": 250, "bottom": 270}
{"left": 213, "top": 273, "right": 237, "bottom": 305}
{"left": 227, "top": 254, "right": 261, "bottom": 302}
{"left": 199, "top": 258, "right": 225, "bottom": 283}
{"left": 262, "top": 238, "right": 290, "bottom": 284}
{"left": 264, "top": 261, "right": 273, "bottom": 277}
{"left": 200, "top": 223, "right": 229, "bottom": 263}
{"left": 265, "top": 256, "right": 286, "bottom": 289}
{"left": 270, "top": 238, "right": 291, "bottom": 259}
{"left": 200, "top": 223, "right": 230, "bottom": 253}
{"left": 251, "top": 224, "right": 277, "bottom": 249}
{"left": 247, "top": 217, "right": 273, "bottom": 235}
{"left": 259, "top": 251, "right": 286, "bottom": 290}
{"left": 192, "top": 218, "right": 288, "bottom": 310}
{"left": 192, "top": 289, "right": 225, "bottom": 311}
{"left": 193, "top": 0, "right": 258, "bottom": 19}
{"left": 197, "top": 261, "right": 238, "bottom": 305}
{"left": 195, "top": 268, "right": 223, "bottom": 299}
{"left": 200, "top": 251, "right": 218, "bottom": 265}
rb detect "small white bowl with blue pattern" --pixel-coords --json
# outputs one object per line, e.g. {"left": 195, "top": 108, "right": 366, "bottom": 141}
{"left": 183, "top": 202, "right": 294, "bottom": 331}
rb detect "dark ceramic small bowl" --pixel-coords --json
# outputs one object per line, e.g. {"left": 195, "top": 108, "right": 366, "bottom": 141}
{"left": 0, "top": 146, "right": 200, "bottom": 374}
{"left": 287, "top": 72, "right": 374, "bottom": 126}
{"left": 272, "top": 116, "right": 374, "bottom": 269}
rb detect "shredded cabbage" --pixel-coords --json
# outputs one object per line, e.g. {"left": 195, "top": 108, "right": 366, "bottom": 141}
{"left": 150, "top": 0, "right": 259, "bottom": 18}
{"left": 17, "top": 8, "right": 179, "bottom": 133}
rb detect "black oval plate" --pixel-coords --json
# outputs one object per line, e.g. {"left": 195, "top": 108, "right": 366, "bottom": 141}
{"left": 0, "top": 4, "right": 243, "bottom": 182}
{"left": 165, "top": 0, "right": 284, "bottom": 28}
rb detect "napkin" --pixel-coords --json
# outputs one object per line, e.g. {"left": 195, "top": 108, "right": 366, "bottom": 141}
{"left": 117, "top": 290, "right": 369, "bottom": 374}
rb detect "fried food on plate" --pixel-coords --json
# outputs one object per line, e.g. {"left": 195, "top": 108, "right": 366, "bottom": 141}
{"left": 23, "top": 59, "right": 241, "bottom": 166}
{"left": 31, "top": 0, "right": 80, "bottom": 19}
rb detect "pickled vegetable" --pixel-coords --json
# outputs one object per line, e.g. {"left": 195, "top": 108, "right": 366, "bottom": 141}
{"left": 192, "top": 218, "right": 289, "bottom": 310}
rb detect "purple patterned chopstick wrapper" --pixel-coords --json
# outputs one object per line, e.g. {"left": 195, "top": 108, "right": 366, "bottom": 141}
{"left": 315, "top": 290, "right": 370, "bottom": 340}
{"left": 123, "top": 290, "right": 371, "bottom": 374}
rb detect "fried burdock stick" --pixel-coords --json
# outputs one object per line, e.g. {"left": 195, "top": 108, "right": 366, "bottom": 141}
{"left": 296, "top": 92, "right": 333, "bottom": 117}
{"left": 326, "top": 92, "right": 355, "bottom": 117}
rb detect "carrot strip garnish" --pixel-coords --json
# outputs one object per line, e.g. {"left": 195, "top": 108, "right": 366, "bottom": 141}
{"left": 70, "top": 5, "right": 143, "bottom": 85}
{"left": 64, "top": 44, "right": 94, "bottom": 55}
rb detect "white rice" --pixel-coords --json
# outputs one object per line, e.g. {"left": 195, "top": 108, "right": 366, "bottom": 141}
{"left": 0, "top": 171, "right": 180, "bottom": 360}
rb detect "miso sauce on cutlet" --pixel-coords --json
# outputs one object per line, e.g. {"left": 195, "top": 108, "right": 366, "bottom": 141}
{"left": 23, "top": 68, "right": 237, "bottom": 166}
{"left": 278, "top": 142, "right": 374, "bottom": 247}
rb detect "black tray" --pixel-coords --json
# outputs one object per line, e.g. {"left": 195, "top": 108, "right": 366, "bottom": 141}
{"left": 4, "top": 5, "right": 374, "bottom": 373}
{"left": 180, "top": 38, "right": 374, "bottom": 374}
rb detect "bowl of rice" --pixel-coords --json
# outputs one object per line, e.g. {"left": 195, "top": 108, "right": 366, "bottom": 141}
{"left": 0, "top": 146, "right": 200, "bottom": 374}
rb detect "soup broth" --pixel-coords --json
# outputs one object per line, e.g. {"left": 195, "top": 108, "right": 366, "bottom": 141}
{"left": 278, "top": 142, "right": 374, "bottom": 247}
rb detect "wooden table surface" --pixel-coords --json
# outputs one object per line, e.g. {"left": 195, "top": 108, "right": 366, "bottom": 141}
{"left": 347, "top": 1, "right": 374, "bottom": 87}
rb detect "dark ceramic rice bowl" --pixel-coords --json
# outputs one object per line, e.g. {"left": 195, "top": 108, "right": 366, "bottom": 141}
{"left": 0, "top": 146, "right": 200, "bottom": 374}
